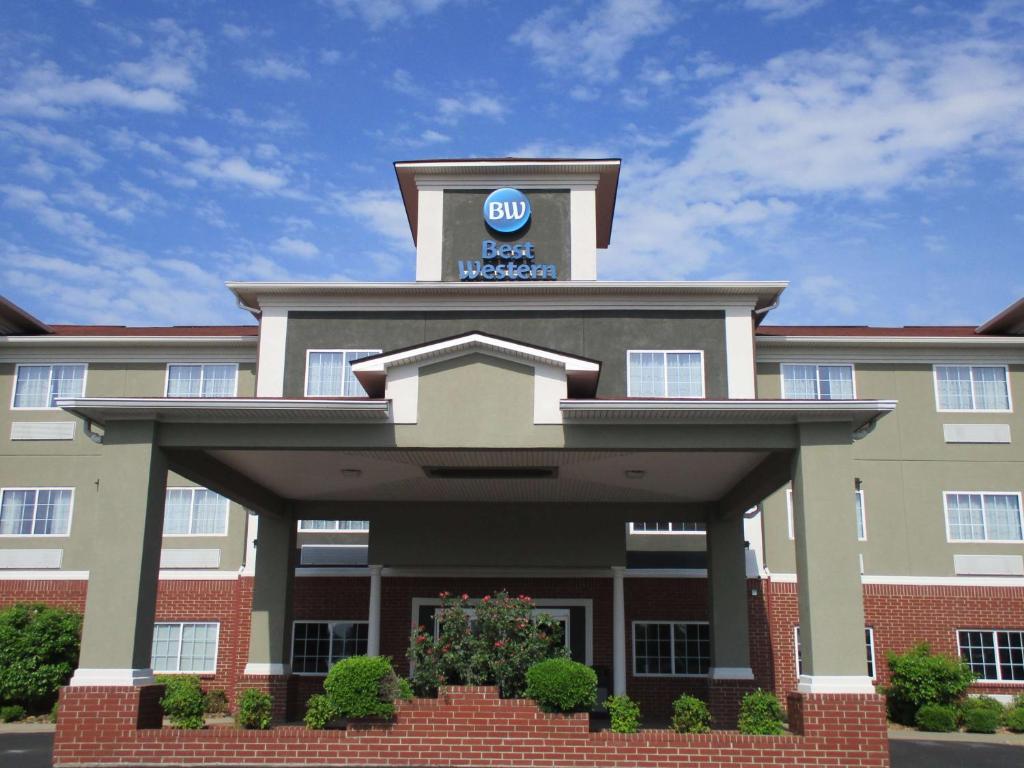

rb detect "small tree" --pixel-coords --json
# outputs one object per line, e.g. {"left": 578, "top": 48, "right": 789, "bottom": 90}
{"left": 883, "top": 643, "right": 975, "bottom": 725}
{"left": 0, "top": 604, "right": 81, "bottom": 711}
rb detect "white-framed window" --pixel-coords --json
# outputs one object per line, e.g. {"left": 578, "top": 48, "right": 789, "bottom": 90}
{"left": 11, "top": 364, "right": 87, "bottom": 409}
{"left": 781, "top": 363, "right": 855, "bottom": 400}
{"left": 944, "top": 492, "right": 1023, "bottom": 542}
{"left": 305, "top": 350, "right": 381, "bottom": 397}
{"left": 934, "top": 365, "right": 1011, "bottom": 412}
{"left": 632, "top": 621, "right": 710, "bottom": 676}
{"left": 0, "top": 488, "right": 73, "bottom": 536}
{"left": 629, "top": 522, "right": 706, "bottom": 534}
{"left": 151, "top": 622, "right": 219, "bottom": 673}
{"left": 163, "top": 488, "right": 229, "bottom": 536}
{"left": 957, "top": 630, "right": 1024, "bottom": 683}
{"left": 166, "top": 364, "right": 238, "bottom": 397}
{"left": 786, "top": 488, "right": 866, "bottom": 541}
{"left": 291, "top": 620, "right": 369, "bottom": 674}
{"left": 298, "top": 520, "right": 370, "bottom": 532}
{"left": 627, "top": 351, "right": 705, "bottom": 398}
{"left": 795, "top": 626, "right": 875, "bottom": 679}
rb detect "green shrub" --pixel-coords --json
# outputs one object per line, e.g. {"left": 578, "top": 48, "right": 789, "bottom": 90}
{"left": 670, "top": 694, "right": 711, "bottom": 734}
{"left": 1013, "top": 694, "right": 1024, "bottom": 710}
{"left": 235, "top": 689, "right": 272, "bottom": 729}
{"left": 155, "top": 675, "right": 205, "bottom": 729}
{"left": 737, "top": 690, "right": 785, "bottom": 735}
{"left": 0, "top": 704, "right": 26, "bottom": 722}
{"left": 0, "top": 604, "right": 81, "bottom": 710}
{"left": 524, "top": 658, "right": 597, "bottom": 713}
{"left": 396, "top": 677, "right": 414, "bottom": 701}
{"left": 1005, "top": 706, "right": 1024, "bottom": 733}
{"left": 962, "top": 706, "right": 1000, "bottom": 734}
{"left": 304, "top": 694, "right": 338, "bottom": 729}
{"left": 49, "top": 700, "right": 59, "bottom": 724}
{"left": 960, "top": 696, "right": 1004, "bottom": 725}
{"left": 603, "top": 695, "right": 640, "bottom": 733}
{"left": 407, "top": 592, "right": 567, "bottom": 699}
{"left": 915, "top": 703, "right": 957, "bottom": 732}
{"left": 883, "top": 643, "right": 975, "bottom": 725}
{"left": 324, "top": 656, "right": 400, "bottom": 719}
{"left": 203, "top": 688, "right": 229, "bottom": 715}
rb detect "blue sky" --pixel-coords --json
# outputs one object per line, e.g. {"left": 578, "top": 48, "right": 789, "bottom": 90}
{"left": 1, "top": 0, "right": 1023, "bottom": 327}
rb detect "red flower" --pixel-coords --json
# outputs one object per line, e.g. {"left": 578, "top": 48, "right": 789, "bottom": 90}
{"left": 494, "top": 641, "right": 505, "bottom": 648}
{"left": 482, "top": 595, "right": 491, "bottom": 603}
{"left": 439, "top": 591, "right": 450, "bottom": 599}
{"left": 461, "top": 593, "right": 469, "bottom": 601}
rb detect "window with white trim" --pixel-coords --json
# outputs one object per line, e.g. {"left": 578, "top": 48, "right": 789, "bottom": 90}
{"left": 958, "top": 630, "right": 1024, "bottom": 682}
{"left": 627, "top": 351, "right": 704, "bottom": 398}
{"left": 0, "top": 488, "right": 73, "bottom": 536}
{"left": 944, "top": 492, "right": 1023, "bottom": 542}
{"left": 795, "top": 626, "right": 875, "bottom": 679}
{"left": 786, "top": 488, "right": 866, "bottom": 541}
{"left": 632, "top": 622, "right": 710, "bottom": 676}
{"left": 781, "top": 364, "right": 855, "bottom": 400}
{"left": 934, "top": 365, "right": 1011, "bottom": 411}
{"left": 291, "top": 621, "right": 369, "bottom": 674}
{"left": 151, "top": 622, "right": 219, "bottom": 673}
{"left": 163, "top": 488, "right": 229, "bottom": 536}
{"left": 298, "top": 520, "right": 370, "bottom": 532}
{"left": 629, "top": 522, "right": 706, "bottom": 534}
{"left": 166, "top": 364, "right": 238, "bottom": 397}
{"left": 305, "top": 350, "right": 381, "bottom": 397}
{"left": 12, "top": 364, "right": 86, "bottom": 408}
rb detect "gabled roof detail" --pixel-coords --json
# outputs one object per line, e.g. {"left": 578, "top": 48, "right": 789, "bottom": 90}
{"left": 977, "top": 297, "right": 1024, "bottom": 335}
{"left": 0, "top": 296, "right": 52, "bottom": 335}
{"left": 351, "top": 331, "right": 601, "bottom": 398}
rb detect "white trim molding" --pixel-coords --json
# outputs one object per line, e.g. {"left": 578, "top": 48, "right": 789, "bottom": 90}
{"left": 0, "top": 569, "right": 88, "bottom": 580}
{"left": 709, "top": 666, "right": 755, "bottom": 680}
{"left": 255, "top": 306, "right": 288, "bottom": 397}
{"left": 242, "top": 662, "right": 290, "bottom": 676}
{"left": 724, "top": 307, "right": 756, "bottom": 398}
{"left": 797, "top": 674, "right": 875, "bottom": 694}
{"left": 69, "top": 667, "right": 156, "bottom": 687}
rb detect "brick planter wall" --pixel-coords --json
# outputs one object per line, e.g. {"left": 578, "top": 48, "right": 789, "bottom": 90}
{"left": 53, "top": 684, "right": 889, "bottom": 767}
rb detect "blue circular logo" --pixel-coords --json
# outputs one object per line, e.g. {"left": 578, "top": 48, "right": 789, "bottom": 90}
{"left": 483, "top": 188, "right": 531, "bottom": 233}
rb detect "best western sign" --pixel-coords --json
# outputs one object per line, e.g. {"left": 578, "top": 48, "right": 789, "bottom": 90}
{"left": 458, "top": 188, "right": 558, "bottom": 281}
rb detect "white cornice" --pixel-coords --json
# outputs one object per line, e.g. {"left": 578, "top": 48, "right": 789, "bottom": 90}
{"left": 757, "top": 335, "right": 1024, "bottom": 347}
{"left": 57, "top": 397, "right": 390, "bottom": 425}
{"left": 0, "top": 335, "right": 256, "bottom": 345}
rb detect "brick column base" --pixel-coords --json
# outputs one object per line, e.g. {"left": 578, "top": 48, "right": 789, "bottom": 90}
{"left": 788, "top": 692, "right": 890, "bottom": 766}
{"left": 53, "top": 685, "right": 164, "bottom": 765}
{"left": 708, "top": 678, "right": 759, "bottom": 729}
{"left": 235, "top": 675, "right": 292, "bottom": 723}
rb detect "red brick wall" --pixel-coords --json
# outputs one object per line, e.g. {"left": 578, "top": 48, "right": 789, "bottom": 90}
{"left": 0, "top": 578, "right": 87, "bottom": 612}
{"left": 53, "top": 684, "right": 890, "bottom": 768}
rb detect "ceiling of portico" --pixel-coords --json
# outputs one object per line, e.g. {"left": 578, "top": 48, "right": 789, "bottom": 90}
{"left": 205, "top": 448, "right": 770, "bottom": 504}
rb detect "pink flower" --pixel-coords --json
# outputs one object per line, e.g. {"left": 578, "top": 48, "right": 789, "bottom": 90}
{"left": 494, "top": 641, "right": 505, "bottom": 648}
{"left": 461, "top": 593, "right": 469, "bottom": 601}
{"left": 482, "top": 595, "right": 491, "bottom": 603}
{"left": 439, "top": 591, "right": 450, "bottom": 599}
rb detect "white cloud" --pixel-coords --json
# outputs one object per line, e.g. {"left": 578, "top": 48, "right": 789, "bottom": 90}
{"left": 332, "top": 189, "right": 411, "bottom": 246}
{"left": 18, "top": 153, "right": 56, "bottom": 181}
{"left": 221, "top": 23, "right": 251, "bottom": 41}
{"left": 512, "top": 0, "right": 673, "bottom": 82}
{"left": 744, "top": 0, "right": 825, "bottom": 19}
{"left": 436, "top": 93, "right": 506, "bottom": 123}
{"left": 324, "top": 0, "right": 455, "bottom": 30}
{"left": 239, "top": 57, "right": 310, "bottom": 80}
{"left": 0, "top": 120, "right": 104, "bottom": 169}
{"left": 319, "top": 49, "right": 342, "bottom": 64}
{"left": 185, "top": 156, "right": 289, "bottom": 191}
{"left": 271, "top": 236, "right": 320, "bottom": 258}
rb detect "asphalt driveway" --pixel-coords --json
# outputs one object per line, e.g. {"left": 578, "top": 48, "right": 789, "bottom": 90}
{"left": 3, "top": 732, "right": 1022, "bottom": 767}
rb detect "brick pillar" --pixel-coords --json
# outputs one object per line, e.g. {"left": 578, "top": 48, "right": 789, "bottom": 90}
{"left": 788, "top": 692, "right": 890, "bottom": 767}
{"left": 53, "top": 685, "right": 163, "bottom": 765}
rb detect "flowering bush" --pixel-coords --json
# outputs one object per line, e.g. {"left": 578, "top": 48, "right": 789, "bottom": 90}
{"left": 408, "top": 591, "right": 567, "bottom": 698}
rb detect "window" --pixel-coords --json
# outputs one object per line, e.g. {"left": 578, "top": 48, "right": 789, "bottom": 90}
{"left": 166, "top": 364, "right": 238, "bottom": 397}
{"left": 629, "top": 522, "right": 706, "bottom": 534}
{"left": 627, "top": 351, "right": 704, "bottom": 398}
{"left": 786, "top": 488, "right": 866, "bottom": 541}
{"left": 163, "top": 488, "right": 229, "bottom": 536}
{"left": 298, "top": 520, "right": 370, "bottom": 532}
{"left": 305, "top": 350, "right": 381, "bottom": 397}
{"left": 0, "top": 488, "right": 73, "bottom": 536}
{"left": 795, "top": 626, "right": 875, "bottom": 679}
{"left": 632, "top": 622, "right": 710, "bottom": 676}
{"left": 958, "top": 630, "right": 1024, "bottom": 682}
{"left": 855, "top": 489, "right": 867, "bottom": 541}
{"left": 151, "top": 622, "right": 219, "bottom": 673}
{"left": 12, "top": 364, "right": 86, "bottom": 408}
{"left": 944, "top": 492, "right": 1023, "bottom": 542}
{"left": 291, "top": 621, "right": 368, "bottom": 674}
{"left": 934, "top": 365, "right": 1011, "bottom": 411}
{"left": 781, "top": 364, "right": 855, "bottom": 400}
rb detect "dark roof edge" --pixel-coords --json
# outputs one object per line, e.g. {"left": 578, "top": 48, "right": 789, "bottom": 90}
{"left": 0, "top": 296, "right": 53, "bottom": 335}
